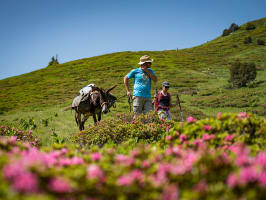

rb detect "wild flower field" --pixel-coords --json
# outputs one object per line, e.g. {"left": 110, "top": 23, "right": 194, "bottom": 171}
{"left": 0, "top": 112, "right": 265, "bottom": 200}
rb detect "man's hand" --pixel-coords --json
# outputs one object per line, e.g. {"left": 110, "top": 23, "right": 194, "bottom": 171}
{"left": 127, "top": 91, "right": 131, "bottom": 97}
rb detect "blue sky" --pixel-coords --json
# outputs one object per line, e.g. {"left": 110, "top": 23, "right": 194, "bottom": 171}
{"left": 0, "top": 0, "right": 265, "bottom": 80}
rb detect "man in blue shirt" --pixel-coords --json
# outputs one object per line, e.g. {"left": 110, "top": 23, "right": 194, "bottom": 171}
{"left": 124, "top": 55, "right": 158, "bottom": 118}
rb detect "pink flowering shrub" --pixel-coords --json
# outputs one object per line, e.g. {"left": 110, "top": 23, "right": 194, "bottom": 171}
{"left": 0, "top": 124, "right": 40, "bottom": 146}
{"left": 73, "top": 112, "right": 173, "bottom": 147}
{"left": 0, "top": 139, "right": 265, "bottom": 199}
{"left": 0, "top": 112, "right": 265, "bottom": 199}
{"left": 162, "top": 112, "right": 265, "bottom": 149}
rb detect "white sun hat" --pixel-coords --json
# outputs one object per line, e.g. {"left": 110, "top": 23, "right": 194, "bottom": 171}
{"left": 138, "top": 55, "right": 153, "bottom": 65}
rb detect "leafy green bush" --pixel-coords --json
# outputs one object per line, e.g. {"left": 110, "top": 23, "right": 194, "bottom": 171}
{"left": 228, "top": 23, "right": 239, "bottom": 32}
{"left": 0, "top": 125, "right": 41, "bottom": 146}
{"left": 244, "top": 36, "right": 252, "bottom": 44}
{"left": 222, "top": 23, "right": 239, "bottom": 37}
{"left": 246, "top": 23, "right": 256, "bottom": 30}
{"left": 222, "top": 29, "right": 230, "bottom": 36}
{"left": 228, "top": 60, "right": 256, "bottom": 88}
{"left": 161, "top": 113, "right": 266, "bottom": 151}
{"left": 0, "top": 113, "right": 265, "bottom": 200}
{"left": 73, "top": 113, "right": 173, "bottom": 147}
{"left": 257, "top": 39, "right": 265, "bottom": 45}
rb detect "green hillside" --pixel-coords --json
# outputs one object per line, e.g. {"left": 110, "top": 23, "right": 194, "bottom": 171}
{"left": 0, "top": 18, "right": 265, "bottom": 144}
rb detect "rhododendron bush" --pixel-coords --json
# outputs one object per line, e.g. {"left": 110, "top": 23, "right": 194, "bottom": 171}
{"left": 0, "top": 113, "right": 265, "bottom": 200}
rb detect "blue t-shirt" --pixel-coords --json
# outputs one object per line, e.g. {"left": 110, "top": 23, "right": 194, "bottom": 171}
{"left": 127, "top": 68, "right": 156, "bottom": 98}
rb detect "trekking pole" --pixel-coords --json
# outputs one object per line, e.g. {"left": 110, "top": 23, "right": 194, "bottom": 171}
{"left": 153, "top": 88, "right": 158, "bottom": 110}
{"left": 128, "top": 96, "right": 132, "bottom": 112}
{"left": 176, "top": 94, "right": 184, "bottom": 121}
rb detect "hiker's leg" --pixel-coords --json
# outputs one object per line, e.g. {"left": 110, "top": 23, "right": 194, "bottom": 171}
{"left": 133, "top": 96, "right": 144, "bottom": 119}
{"left": 167, "top": 110, "right": 171, "bottom": 120}
{"left": 158, "top": 109, "right": 166, "bottom": 120}
{"left": 144, "top": 98, "right": 153, "bottom": 114}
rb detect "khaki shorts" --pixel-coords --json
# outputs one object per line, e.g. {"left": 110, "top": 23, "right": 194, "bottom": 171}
{"left": 133, "top": 96, "right": 153, "bottom": 115}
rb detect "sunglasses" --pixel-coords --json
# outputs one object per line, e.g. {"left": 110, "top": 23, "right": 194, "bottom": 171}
{"left": 145, "top": 62, "right": 152, "bottom": 65}
{"left": 164, "top": 86, "right": 169, "bottom": 89}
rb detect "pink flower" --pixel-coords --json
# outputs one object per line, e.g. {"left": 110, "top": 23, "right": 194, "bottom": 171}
{"left": 202, "top": 134, "right": 215, "bottom": 141}
{"left": 217, "top": 112, "right": 222, "bottom": 119}
{"left": 166, "top": 135, "right": 172, "bottom": 141}
{"left": 13, "top": 172, "right": 38, "bottom": 193}
{"left": 256, "top": 152, "right": 266, "bottom": 167}
{"left": 3, "top": 163, "right": 25, "bottom": 180}
{"left": 18, "top": 130, "right": 23, "bottom": 134}
{"left": 258, "top": 171, "right": 266, "bottom": 187}
{"left": 180, "top": 134, "right": 187, "bottom": 142}
{"left": 227, "top": 173, "right": 238, "bottom": 187}
{"left": 194, "top": 180, "right": 208, "bottom": 192}
{"left": 193, "top": 139, "right": 203, "bottom": 147}
{"left": 87, "top": 164, "right": 105, "bottom": 182}
{"left": 9, "top": 136, "right": 17, "bottom": 144}
{"left": 237, "top": 112, "right": 247, "bottom": 120}
{"left": 162, "top": 184, "right": 179, "bottom": 200}
{"left": 70, "top": 156, "right": 84, "bottom": 165}
{"left": 225, "top": 134, "right": 234, "bottom": 141}
{"left": 91, "top": 152, "right": 102, "bottom": 161}
{"left": 130, "top": 149, "right": 139, "bottom": 157}
{"left": 115, "top": 154, "right": 135, "bottom": 166}
{"left": 240, "top": 167, "right": 259, "bottom": 184}
{"left": 49, "top": 177, "right": 72, "bottom": 193}
{"left": 117, "top": 175, "right": 133, "bottom": 186}
{"left": 236, "top": 155, "right": 253, "bottom": 167}
{"left": 166, "top": 125, "right": 170, "bottom": 132}
{"left": 186, "top": 116, "right": 197, "bottom": 123}
{"left": 203, "top": 125, "right": 212, "bottom": 131}
{"left": 141, "top": 160, "right": 150, "bottom": 168}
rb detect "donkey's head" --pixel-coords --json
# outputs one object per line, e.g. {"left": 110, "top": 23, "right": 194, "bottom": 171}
{"left": 94, "top": 85, "right": 117, "bottom": 114}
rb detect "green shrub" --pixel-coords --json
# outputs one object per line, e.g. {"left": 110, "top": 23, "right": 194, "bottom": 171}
{"left": 244, "top": 36, "right": 252, "bottom": 44}
{"left": 222, "top": 23, "right": 239, "bottom": 37}
{"left": 257, "top": 39, "right": 265, "bottom": 45}
{"left": 222, "top": 29, "right": 230, "bottom": 36}
{"left": 73, "top": 113, "right": 173, "bottom": 147}
{"left": 228, "top": 60, "right": 256, "bottom": 88}
{"left": 162, "top": 113, "right": 266, "bottom": 151}
{"left": 246, "top": 23, "right": 256, "bottom": 30}
{"left": 228, "top": 23, "right": 239, "bottom": 32}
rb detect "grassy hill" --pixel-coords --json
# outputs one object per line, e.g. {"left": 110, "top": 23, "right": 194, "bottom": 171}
{"left": 0, "top": 18, "right": 265, "bottom": 145}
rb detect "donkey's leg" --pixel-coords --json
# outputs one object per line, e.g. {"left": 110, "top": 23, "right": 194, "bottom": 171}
{"left": 92, "top": 112, "right": 97, "bottom": 125}
{"left": 81, "top": 114, "right": 89, "bottom": 130}
{"left": 75, "top": 112, "right": 82, "bottom": 131}
{"left": 97, "top": 112, "right": 102, "bottom": 122}
{"left": 75, "top": 112, "right": 79, "bottom": 125}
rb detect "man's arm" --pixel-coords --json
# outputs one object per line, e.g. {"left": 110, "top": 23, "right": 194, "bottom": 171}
{"left": 124, "top": 75, "right": 131, "bottom": 96}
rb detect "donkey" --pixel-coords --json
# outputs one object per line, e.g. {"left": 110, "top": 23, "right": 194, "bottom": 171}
{"left": 73, "top": 85, "right": 117, "bottom": 131}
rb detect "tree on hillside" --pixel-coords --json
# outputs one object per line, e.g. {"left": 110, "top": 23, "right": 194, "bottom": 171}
{"left": 222, "top": 23, "right": 239, "bottom": 37}
{"left": 228, "top": 23, "right": 239, "bottom": 32}
{"left": 48, "top": 55, "right": 59, "bottom": 66}
{"left": 228, "top": 60, "right": 256, "bottom": 88}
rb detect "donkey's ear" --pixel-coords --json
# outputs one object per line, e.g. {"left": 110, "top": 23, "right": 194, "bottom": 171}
{"left": 107, "top": 85, "right": 117, "bottom": 93}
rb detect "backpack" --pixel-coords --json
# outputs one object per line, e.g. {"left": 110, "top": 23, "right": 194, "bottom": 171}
{"left": 154, "top": 91, "right": 171, "bottom": 111}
